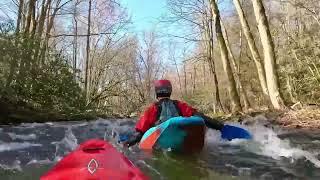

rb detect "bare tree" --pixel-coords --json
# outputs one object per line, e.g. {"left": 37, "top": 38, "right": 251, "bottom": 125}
{"left": 138, "top": 31, "right": 163, "bottom": 102}
{"left": 24, "top": 0, "right": 37, "bottom": 34}
{"left": 6, "top": 0, "right": 25, "bottom": 88}
{"left": 183, "top": 62, "right": 187, "bottom": 96}
{"left": 221, "top": 21, "right": 251, "bottom": 110}
{"left": 202, "top": 7, "right": 224, "bottom": 112}
{"left": 72, "top": 0, "right": 79, "bottom": 76}
{"left": 37, "top": 0, "right": 51, "bottom": 36}
{"left": 251, "top": 0, "right": 285, "bottom": 109}
{"left": 15, "top": 0, "right": 24, "bottom": 34}
{"left": 209, "top": 0, "right": 242, "bottom": 112}
{"left": 85, "top": 0, "right": 92, "bottom": 102}
{"left": 233, "top": 0, "right": 269, "bottom": 97}
{"left": 169, "top": 43, "right": 183, "bottom": 95}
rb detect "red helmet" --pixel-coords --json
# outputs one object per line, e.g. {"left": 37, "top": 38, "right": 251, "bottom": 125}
{"left": 154, "top": 79, "right": 172, "bottom": 98}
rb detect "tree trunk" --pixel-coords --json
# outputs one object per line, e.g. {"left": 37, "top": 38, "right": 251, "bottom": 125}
{"left": 233, "top": 0, "right": 269, "bottom": 97}
{"left": 22, "top": 3, "right": 28, "bottom": 29}
{"left": 6, "top": 0, "right": 24, "bottom": 88}
{"left": 251, "top": 0, "right": 285, "bottom": 109}
{"left": 204, "top": 36, "right": 221, "bottom": 112}
{"left": 41, "top": 0, "right": 61, "bottom": 64}
{"left": 213, "top": 63, "right": 224, "bottom": 112}
{"left": 73, "top": 0, "right": 78, "bottom": 77}
{"left": 202, "top": 62, "right": 206, "bottom": 86}
{"left": 221, "top": 22, "right": 251, "bottom": 110}
{"left": 183, "top": 63, "right": 187, "bottom": 96}
{"left": 193, "top": 66, "right": 196, "bottom": 93}
{"left": 238, "top": 30, "right": 242, "bottom": 74}
{"left": 85, "top": 0, "right": 92, "bottom": 103}
{"left": 172, "top": 52, "right": 182, "bottom": 95}
{"left": 37, "top": 0, "right": 51, "bottom": 36}
{"left": 286, "top": 74, "right": 296, "bottom": 103}
{"left": 25, "top": 0, "right": 36, "bottom": 34}
{"left": 30, "top": 3, "right": 37, "bottom": 37}
{"left": 34, "top": 0, "right": 51, "bottom": 64}
{"left": 18, "top": 0, "right": 36, "bottom": 84}
{"left": 15, "top": 0, "right": 24, "bottom": 34}
{"left": 208, "top": 46, "right": 224, "bottom": 112}
{"left": 202, "top": 8, "right": 224, "bottom": 112}
{"left": 46, "top": 1, "right": 61, "bottom": 39}
{"left": 209, "top": 0, "right": 242, "bottom": 113}
{"left": 38, "top": 2, "right": 50, "bottom": 64}
{"left": 29, "top": 2, "right": 37, "bottom": 83}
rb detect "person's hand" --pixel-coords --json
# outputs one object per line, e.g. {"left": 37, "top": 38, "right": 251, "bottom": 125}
{"left": 120, "top": 131, "right": 143, "bottom": 148}
{"left": 121, "top": 141, "right": 130, "bottom": 148}
{"left": 122, "top": 139, "right": 138, "bottom": 147}
{"left": 122, "top": 141, "right": 130, "bottom": 148}
{"left": 194, "top": 112, "right": 224, "bottom": 130}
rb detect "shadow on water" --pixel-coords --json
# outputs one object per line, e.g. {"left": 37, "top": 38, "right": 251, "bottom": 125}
{"left": 0, "top": 117, "right": 320, "bottom": 180}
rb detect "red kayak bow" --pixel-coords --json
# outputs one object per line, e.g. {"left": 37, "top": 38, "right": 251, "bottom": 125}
{"left": 41, "top": 139, "right": 148, "bottom": 180}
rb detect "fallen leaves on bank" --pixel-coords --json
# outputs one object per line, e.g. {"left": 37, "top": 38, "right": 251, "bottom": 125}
{"left": 277, "top": 106, "right": 320, "bottom": 129}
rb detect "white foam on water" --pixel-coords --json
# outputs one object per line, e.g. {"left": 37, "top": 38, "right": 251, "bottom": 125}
{"left": 52, "top": 127, "right": 78, "bottom": 159}
{"left": 62, "top": 127, "right": 78, "bottom": 150}
{"left": 0, "top": 142, "right": 42, "bottom": 152}
{"left": 213, "top": 121, "right": 320, "bottom": 168}
{"left": 205, "top": 120, "right": 320, "bottom": 168}
{"left": 71, "top": 122, "right": 88, "bottom": 127}
{"left": 248, "top": 124, "right": 320, "bottom": 168}
{"left": 17, "top": 122, "right": 45, "bottom": 128}
{"left": 27, "top": 158, "right": 52, "bottom": 165}
{"left": 45, "top": 122, "right": 54, "bottom": 126}
{"left": 0, "top": 160, "right": 22, "bottom": 171}
{"left": 54, "top": 156, "right": 63, "bottom": 162}
{"left": 94, "top": 118, "right": 112, "bottom": 126}
{"left": 137, "top": 160, "right": 162, "bottom": 178}
{"left": 108, "top": 120, "right": 135, "bottom": 143}
{"left": 205, "top": 128, "right": 223, "bottom": 145}
{"left": 312, "top": 140, "right": 320, "bottom": 144}
{"left": 8, "top": 133, "right": 37, "bottom": 141}
{"left": 238, "top": 167, "right": 251, "bottom": 176}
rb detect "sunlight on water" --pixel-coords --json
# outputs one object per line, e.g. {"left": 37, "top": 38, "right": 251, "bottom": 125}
{"left": 26, "top": 159, "right": 52, "bottom": 165}
{"left": 0, "top": 142, "right": 42, "bottom": 152}
{"left": 8, "top": 133, "right": 37, "bottom": 141}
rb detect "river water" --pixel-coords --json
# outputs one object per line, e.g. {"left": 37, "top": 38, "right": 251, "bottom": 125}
{"left": 0, "top": 116, "right": 320, "bottom": 180}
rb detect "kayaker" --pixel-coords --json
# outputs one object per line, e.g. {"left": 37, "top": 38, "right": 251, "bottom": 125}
{"left": 123, "top": 79, "right": 224, "bottom": 147}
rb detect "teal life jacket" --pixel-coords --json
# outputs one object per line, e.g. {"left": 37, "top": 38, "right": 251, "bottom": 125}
{"left": 155, "top": 98, "right": 182, "bottom": 125}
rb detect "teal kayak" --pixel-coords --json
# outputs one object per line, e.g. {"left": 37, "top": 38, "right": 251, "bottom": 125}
{"left": 139, "top": 116, "right": 205, "bottom": 152}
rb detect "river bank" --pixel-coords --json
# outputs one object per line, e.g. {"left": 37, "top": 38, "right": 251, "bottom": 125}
{"left": 0, "top": 96, "right": 138, "bottom": 125}
{"left": 219, "top": 105, "right": 320, "bottom": 130}
{"left": 275, "top": 106, "right": 320, "bottom": 129}
{"left": 1, "top": 95, "right": 319, "bottom": 130}
{"left": 0, "top": 97, "right": 96, "bottom": 125}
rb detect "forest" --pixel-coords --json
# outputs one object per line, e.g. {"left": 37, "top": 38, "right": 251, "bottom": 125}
{"left": 0, "top": 0, "right": 319, "bottom": 124}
